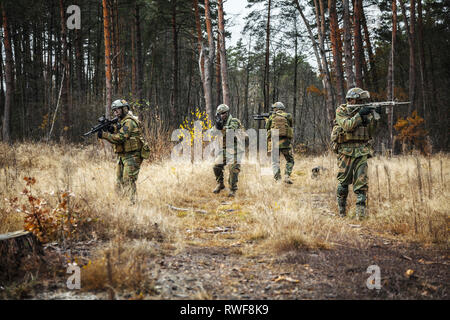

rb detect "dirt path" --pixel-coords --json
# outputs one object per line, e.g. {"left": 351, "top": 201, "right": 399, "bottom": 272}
{"left": 19, "top": 194, "right": 450, "bottom": 300}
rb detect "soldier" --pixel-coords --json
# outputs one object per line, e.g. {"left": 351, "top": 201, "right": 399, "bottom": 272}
{"left": 212, "top": 104, "right": 245, "bottom": 197}
{"left": 333, "top": 88, "right": 381, "bottom": 219}
{"left": 98, "top": 99, "right": 145, "bottom": 203}
{"left": 265, "top": 102, "right": 295, "bottom": 184}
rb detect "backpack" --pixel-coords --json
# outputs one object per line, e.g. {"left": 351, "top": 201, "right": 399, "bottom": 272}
{"left": 271, "top": 112, "right": 293, "bottom": 139}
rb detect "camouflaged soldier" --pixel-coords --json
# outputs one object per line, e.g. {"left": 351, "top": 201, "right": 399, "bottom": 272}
{"left": 98, "top": 99, "right": 146, "bottom": 203}
{"left": 332, "top": 88, "right": 381, "bottom": 219}
{"left": 265, "top": 102, "right": 295, "bottom": 184}
{"left": 212, "top": 104, "right": 245, "bottom": 197}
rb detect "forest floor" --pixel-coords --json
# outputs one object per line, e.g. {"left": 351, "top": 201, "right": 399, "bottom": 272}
{"left": 0, "top": 143, "right": 448, "bottom": 300}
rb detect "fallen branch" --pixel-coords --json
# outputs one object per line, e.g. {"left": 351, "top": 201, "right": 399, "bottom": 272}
{"left": 167, "top": 204, "right": 208, "bottom": 214}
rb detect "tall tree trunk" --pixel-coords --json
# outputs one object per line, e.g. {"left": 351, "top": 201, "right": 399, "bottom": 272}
{"left": 59, "top": 0, "right": 70, "bottom": 137}
{"left": 217, "top": 0, "right": 230, "bottom": 107}
{"left": 329, "top": 0, "right": 345, "bottom": 105}
{"left": 131, "top": 21, "right": 136, "bottom": 98}
{"left": 204, "top": 0, "right": 215, "bottom": 120}
{"left": 215, "top": 36, "right": 221, "bottom": 105}
{"left": 264, "top": 0, "right": 271, "bottom": 112}
{"left": 387, "top": 0, "right": 398, "bottom": 152}
{"left": 417, "top": 0, "right": 427, "bottom": 118}
{"left": 193, "top": 0, "right": 205, "bottom": 84}
{"left": 1, "top": 3, "right": 13, "bottom": 143}
{"left": 361, "top": 6, "right": 376, "bottom": 90}
{"left": 353, "top": 0, "right": 364, "bottom": 88}
{"left": 102, "top": 0, "right": 112, "bottom": 118}
{"left": 293, "top": 17, "right": 298, "bottom": 129}
{"left": 400, "top": 0, "right": 416, "bottom": 114}
{"left": 135, "top": 1, "right": 143, "bottom": 100}
{"left": 343, "top": 0, "right": 355, "bottom": 88}
{"left": 313, "top": 0, "right": 335, "bottom": 127}
{"left": 171, "top": 0, "right": 178, "bottom": 118}
{"left": 294, "top": 0, "right": 332, "bottom": 124}
{"left": 193, "top": 0, "right": 212, "bottom": 120}
{"left": 244, "top": 37, "right": 251, "bottom": 128}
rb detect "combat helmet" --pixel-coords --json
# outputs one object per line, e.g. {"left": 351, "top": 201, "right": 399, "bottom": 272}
{"left": 272, "top": 102, "right": 286, "bottom": 110}
{"left": 345, "top": 88, "right": 370, "bottom": 100}
{"left": 111, "top": 99, "right": 129, "bottom": 111}
{"left": 216, "top": 104, "right": 230, "bottom": 115}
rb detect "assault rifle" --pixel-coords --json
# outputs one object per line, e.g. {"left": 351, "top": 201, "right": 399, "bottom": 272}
{"left": 83, "top": 115, "right": 119, "bottom": 137}
{"left": 252, "top": 111, "right": 273, "bottom": 121}
{"left": 347, "top": 101, "right": 410, "bottom": 120}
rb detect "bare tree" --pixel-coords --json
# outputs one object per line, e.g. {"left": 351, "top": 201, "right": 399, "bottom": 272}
{"left": 102, "top": 0, "right": 112, "bottom": 118}
{"left": 217, "top": 0, "right": 230, "bottom": 106}
{"left": 343, "top": 0, "right": 355, "bottom": 88}
{"left": 1, "top": 2, "right": 13, "bottom": 143}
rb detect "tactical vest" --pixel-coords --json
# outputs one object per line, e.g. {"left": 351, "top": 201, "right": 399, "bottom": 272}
{"left": 113, "top": 114, "right": 143, "bottom": 154}
{"left": 271, "top": 111, "right": 293, "bottom": 139}
{"left": 336, "top": 105, "right": 372, "bottom": 143}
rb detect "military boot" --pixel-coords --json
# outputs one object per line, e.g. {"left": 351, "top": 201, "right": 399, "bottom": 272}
{"left": 213, "top": 182, "right": 225, "bottom": 194}
{"left": 355, "top": 205, "right": 367, "bottom": 220}
{"left": 284, "top": 176, "right": 293, "bottom": 184}
{"left": 355, "top": 191, "right": 367, "bottom": 220}
{"left": 337, "top": 199, "right": 347, "bottom": 217}
{"left": 228, "top": 189, "right": 236, "bottom": 197}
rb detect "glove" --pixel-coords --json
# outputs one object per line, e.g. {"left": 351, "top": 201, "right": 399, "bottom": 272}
{"left": 97, "top": 130, "right": 103, "bottom": 139}
{"left": 375, "top": 106, "right": 382, "bottom": 115}
{"left": 358, "top": 106, "right": 371, "bottom": 116}
{"left": 107, "top": 125, "right": 115, "bottom": 133}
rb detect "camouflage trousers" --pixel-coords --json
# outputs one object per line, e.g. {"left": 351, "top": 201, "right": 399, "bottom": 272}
{"left": 336, "top": 154, "right": 368, "bottom": 213}
{"left": 271, "top": 148, "right": 295, "bottom": 180}
{"left": 116, "top": 151, "right": 143, "bottom": 203}
{"left": 213, "top": 153, "right": 239, "bottom": 191}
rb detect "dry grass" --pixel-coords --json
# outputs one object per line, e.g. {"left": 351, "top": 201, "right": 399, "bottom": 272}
{"left": 1, "top": 143, "right": 448, "bottom": 247}
{"left": 0, "top": 142, "right": 448, "bottom": 295}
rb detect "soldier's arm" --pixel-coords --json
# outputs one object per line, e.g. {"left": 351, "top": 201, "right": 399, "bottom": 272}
{"left": 287, "top": 113, "right": 293, "bottom": 127}
{"left": 367, "top": 114, "right": 378, "bottom": 137}
{"left": 103, "top": 119, "right": 136, "bottom": 144}
{"left": 265, "top": 116, "right": 272, "bottom": 130}
{"left": 335, "top": 108, "right": 363, "bottom": 132}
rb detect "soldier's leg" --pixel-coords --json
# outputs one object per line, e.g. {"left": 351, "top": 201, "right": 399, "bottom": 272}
{"left": 116, "top": 158, "right": 124, "bottom": 194}
{"left": 123, "top": 153, "right": 142, "bottom": 203}
{"left": 229, "top": 163, "right": 241, "bottom": 191}
{"left": 282, "top": 148, "right": 294, "bottom": 183}
{"left": 336, "top": 154, "right": 353, "bottom": 217}
{"left": 271, "top": 150, "right": 281, "bottom": 181}
{"left": 353, "top": 155, "right": 369, "bottom": 219}
{"left": 213, "top": 162, "right": 225, "bottom": 193}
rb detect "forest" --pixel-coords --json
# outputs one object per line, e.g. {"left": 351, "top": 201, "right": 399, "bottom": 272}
{"left": 0, "top": 0, "right": 448, "bottom": 153}
{"left": 0, "top": 0, "right": 449, "bottom": 303}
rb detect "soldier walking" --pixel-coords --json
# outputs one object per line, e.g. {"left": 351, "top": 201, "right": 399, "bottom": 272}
{"left": 265, "top": 102, "right": 295, "bottom": 184}
{"left": 212, "top": 104, "right": 245, "bottom": 197}
{"left": 333, "top": 88, "right": 381, "bottom": 219}
{"left": 98, "top": 99, "right": 146, "bottom": 203}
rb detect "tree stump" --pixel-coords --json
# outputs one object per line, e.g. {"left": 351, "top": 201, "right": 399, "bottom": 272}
{"left": 0, "top": 230, "right": 44, "bottom": 281}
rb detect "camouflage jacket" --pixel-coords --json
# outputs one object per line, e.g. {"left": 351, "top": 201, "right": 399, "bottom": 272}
{"left": 102, "top": 112, "right": 144, "bottom": 155}
{"left": 335, "top": 104, "right": 377, "bottom": 158}
{"left": 265, "top": 111, "right": 293, "bottom": 150}
{"left": 215, "top": 114, "right": 245, "bottom": 155}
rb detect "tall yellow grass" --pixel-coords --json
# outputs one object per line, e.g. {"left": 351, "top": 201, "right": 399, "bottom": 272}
{"left": 0, "top": 142, "right": 448, "bottom": 250}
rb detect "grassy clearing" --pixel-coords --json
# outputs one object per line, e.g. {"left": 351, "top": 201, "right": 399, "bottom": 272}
{"left": 0, "top": 142, "right": 448, "bottom": 296}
